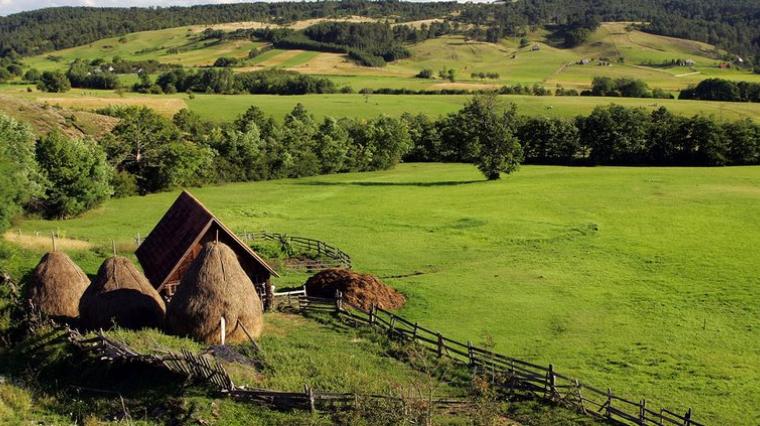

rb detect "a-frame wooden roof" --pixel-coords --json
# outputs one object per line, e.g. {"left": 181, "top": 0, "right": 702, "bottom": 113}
{"left": 136, "top": 190, "right": 278, "bottom": 288}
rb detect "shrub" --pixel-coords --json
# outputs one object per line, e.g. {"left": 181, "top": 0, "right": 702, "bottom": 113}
{"left": 37, "top": 71, "right": 71, "bottom": 92}
{"left": 35, "top": 132, "right": 113, "bottom": 218}
{"left": 416, "top": 69, "right": 433, "bottom": 79}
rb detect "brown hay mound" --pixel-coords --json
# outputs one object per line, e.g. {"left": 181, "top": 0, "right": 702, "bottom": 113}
{"left": 79, "top": 256, "right": 166, "bottom": 330}
{"left": 305, "top": 269, "right": 405, "bottom": 311}
{"left": 27, "top": 251, "right": 90, "bottom": 321}
{"left": 167, "top": 242, "right": 264, "bottom": 344}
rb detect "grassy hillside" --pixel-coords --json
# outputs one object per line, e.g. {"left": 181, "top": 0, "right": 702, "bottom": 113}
{"left": 22, "top": 21, "right": 760, "bottom": 92}
{"left": 24, "top": 25, "right": 266, "bottom": 71}
{"left": 11, "top": 163, "right": 760, "bottom": 425}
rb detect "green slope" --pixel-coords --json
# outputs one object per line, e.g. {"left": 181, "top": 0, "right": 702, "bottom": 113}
{"left": 12, "top": 163, "right": 760, "bottom": 425}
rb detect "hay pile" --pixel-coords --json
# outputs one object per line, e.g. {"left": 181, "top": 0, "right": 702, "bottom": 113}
{"left": 305, "top": 269, "right": 405, "bottom": 311}
{"left": 79, "top": 256, "right": 166, "bottom": 330}
{"left": 167, "top": 242, "right": 264, "bottom": 344}
{"left": 26, "top": 251, "right": 89, "bottom": 321}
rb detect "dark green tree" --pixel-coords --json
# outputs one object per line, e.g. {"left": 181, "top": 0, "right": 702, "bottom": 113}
{"left": 37, "top": 71, "right": 71, "bottom": 92}
{"left": 35, "top": 132, "right": 112, "bottom": 218}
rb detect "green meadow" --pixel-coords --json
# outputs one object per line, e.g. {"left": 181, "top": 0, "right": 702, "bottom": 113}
{"left": 5, "top": 84, "right": 759, "bottom": 122}
{"left": 14, "top": 163, "right": 760, "bottom": 425}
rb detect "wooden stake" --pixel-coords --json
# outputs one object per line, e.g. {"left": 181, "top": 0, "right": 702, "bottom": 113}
{"left": 112, "top": 240, "right": 117, "bottom": 256}
{"left": 215, "top": 229, "right": 219, "bottom": 244}
{"left": 220, "top": 316, "right": 226, "bottom": 345}
{"left": 51, "top": 232, "right": 57, "bottom": 252}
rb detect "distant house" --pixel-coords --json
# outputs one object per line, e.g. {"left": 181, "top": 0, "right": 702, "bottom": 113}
{"left": 136, "top": 191, "right": 278, "bottom": 304}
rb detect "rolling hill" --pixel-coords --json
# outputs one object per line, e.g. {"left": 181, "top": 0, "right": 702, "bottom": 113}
{"left": 21, "top": 21, "right": 760, "bottom": 92}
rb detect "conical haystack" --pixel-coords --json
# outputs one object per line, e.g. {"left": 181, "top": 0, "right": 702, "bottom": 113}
{"left": 79, "top": 256, "right": 166, "bottom": 330}
{"left": 26, "top": 251, "right": 90, "bottom": 321}
{"left": 167, "top": 241, "right": 263, "bottom": 344}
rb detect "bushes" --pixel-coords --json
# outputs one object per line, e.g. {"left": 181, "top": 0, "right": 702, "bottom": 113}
{"left": 416, "top": 69, "right": 434, "bottom": 79}
{"left": 66, "top": 59, "right": 121, "bottom": 90}
{"left": 35, "top": 132, "right": 112, "bottom": 218}
{"left": 0, "top": 115, "right": 42, "bottom": 230}
{"left": 589, "top": 77, "right": 671, "bottom": 99}
{"left": 680, "top": 78, "right": 760, "bottom": 102}
{"left": 152, "top": 68, "right": 336, "bottom": 95}
{"left": 213, "top": 57, "right": 240, "bottom": 68}
{"left": 37, "top": 71, "right": 70, "bottom": 93}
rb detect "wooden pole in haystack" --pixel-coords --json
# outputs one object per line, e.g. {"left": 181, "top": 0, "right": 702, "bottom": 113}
{"left": 51, "top": 231, "right": 57, "bottom": 252}
{"left": 220, "top": 316, "right": 226, "bottom": 345}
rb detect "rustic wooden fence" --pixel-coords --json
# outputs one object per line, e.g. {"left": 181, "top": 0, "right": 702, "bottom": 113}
{"left": 289, "top": 293, "right": 704, "bottom": 426}
{"left": 64, "top": 325, "right": 472, "bottom": 416}
{"left": 66, "top": 328, "right": 235, "bottom": 390}
{"left": 240, "top": 231, "right": 352, "bottom": 270}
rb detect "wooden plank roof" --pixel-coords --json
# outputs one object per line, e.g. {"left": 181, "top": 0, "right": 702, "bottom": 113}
{"left": 136, "top": 190, "right": 278, "bottom": 288}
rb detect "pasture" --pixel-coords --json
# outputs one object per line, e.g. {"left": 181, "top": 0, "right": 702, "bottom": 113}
{"left": 5, "top": 84, "right": 760, "bottom": 122}
{"left": 14, "top": 163, "right": 760, "bottom": 425}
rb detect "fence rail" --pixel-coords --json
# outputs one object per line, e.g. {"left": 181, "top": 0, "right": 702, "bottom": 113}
{"left": 240, "top": 231, "right": 352, "bottom": 270}
{"left": 64, "top": 325, "right": 471, "bottom": 416}
{"left": 291, "top": 293, "right": 704, "bottom": 426}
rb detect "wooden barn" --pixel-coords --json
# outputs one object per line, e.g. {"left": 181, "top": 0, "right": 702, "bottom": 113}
{"left": 136, "top": 191, "right": 278, "bottom": 306}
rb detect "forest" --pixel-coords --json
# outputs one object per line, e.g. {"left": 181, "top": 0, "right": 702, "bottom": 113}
{"left": 2, "top": 0, "right": 760, "bottom": 65}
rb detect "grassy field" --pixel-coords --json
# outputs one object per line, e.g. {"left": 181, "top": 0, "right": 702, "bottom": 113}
{"left": 3, "top": 84, "right": 760, "bottom": 123}
{"left": 10, "top": 163, "right": 760, "bottom": 425}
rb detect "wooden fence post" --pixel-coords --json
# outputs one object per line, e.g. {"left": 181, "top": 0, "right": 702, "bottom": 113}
{"left": 606, "top": 388, "right": 612, "bottom": 419}
{"left": 639, "top": 399, "right": 646, "bottom": 424}
{"left": 684, "top": 408, "right": 692, "bottom": 426}
{"left": 389, "top": 316, "right": 396, "bottom": 335}
{"left": 369, "top": 305, "right": 376, "bottom": 326}
{"left": 575, "top": 379, "right": 586, "bottom": 414}
{"left": 547, "top": 364, "right": 556, "bottom": 399}
{"left": 467, "top": 341, "right": 474, "bottom": 366}
{"left": 305, "top": 384, "right": 315, "bottom": 413}
{"left": 436, "top": 332, "right": 444, "bottom": 358}
{"left": 335, "top": 290, "right": 343, "bottom": 313}
{"left": 412, "top": 322, "right": 418, "bottom": 339}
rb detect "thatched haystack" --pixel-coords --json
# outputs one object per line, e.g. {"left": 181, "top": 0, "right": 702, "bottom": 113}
{"left": 79, "top": 256, "right": 166, "bottom": 330}
{"left": 305, "top": 268, "right": 405, "bottom": 311}
{"left": 167, "top": 241, "right": 263, "bottom": 344}
{"left": 26, "top": 251, "right": 89, "bottom": 321}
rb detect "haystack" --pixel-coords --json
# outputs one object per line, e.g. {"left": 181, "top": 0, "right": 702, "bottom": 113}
{"left": 26, "top": 251, "right": 89, "bottom": 321}
{"left": 167, "top": 241, "right": 263, "bottom": 344}
{"left": 79, "top": 256, "right": 166, "bottom": 330}
{"left": 305, "top": 268, "right": 406, "bottom": 311}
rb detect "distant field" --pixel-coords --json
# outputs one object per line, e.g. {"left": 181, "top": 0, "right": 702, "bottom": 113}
{"left": 22, "top": 21, "right": 760, "bottom": 93}
{"left": 4, "top": 85, "right": 757, "bottom": 122}
{"left": 15, "top": 163, "right": 760, "bottom": 425}
{"left": 24, "top": 25, "right": 265, "bottom": 71}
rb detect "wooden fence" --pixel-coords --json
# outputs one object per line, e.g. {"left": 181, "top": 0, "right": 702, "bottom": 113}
{"left": 67, "top": 328, "right": 235, "bottom": 390}
{"left": 289, "top": 293, "right": 704, "bottom": 426}
{"left": 240, "top": 231, "right": 352, "bottom": 270}
{"left": 64, "top": 325, "right": 471, "bottom": 416}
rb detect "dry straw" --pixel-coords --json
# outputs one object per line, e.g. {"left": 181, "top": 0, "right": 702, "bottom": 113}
{"left": 27, "top": 251, "right": 90, "bottom": 321}
{"left": 79, "top": 256, "right": 166, "bottom": 330}
{"left": 167, "top": 241, "right": 263, "bottom": 344}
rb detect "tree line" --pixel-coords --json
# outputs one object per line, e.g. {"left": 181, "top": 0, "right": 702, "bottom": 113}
{"left": 2, "top": 97, "right": 758, "bottom": 230}
{"left": 680, "top": 78, "right": 760, "bottom": 103}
